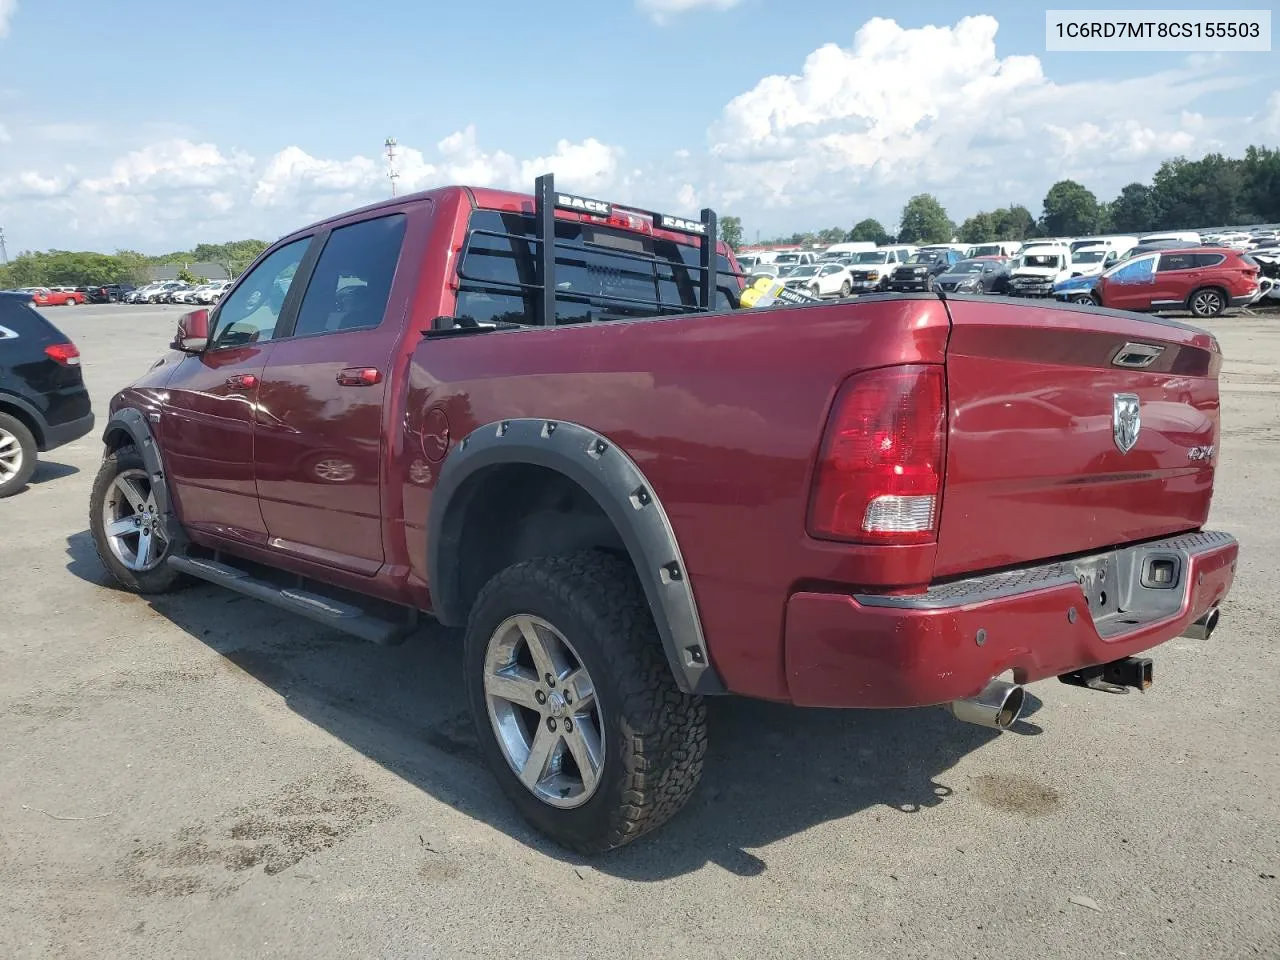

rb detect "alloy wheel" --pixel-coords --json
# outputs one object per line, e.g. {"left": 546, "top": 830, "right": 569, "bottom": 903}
{"left": 1192, "top": 290, "right": 1223, "bottom": 317}
{"left": 101, "top": 468, "right": 169, "bottom": 572}
{"left": 483, "top": 614, "right": 605, "bottom": 810}
{"left": 0, "top": 426, "right": 23, "bottom": 484}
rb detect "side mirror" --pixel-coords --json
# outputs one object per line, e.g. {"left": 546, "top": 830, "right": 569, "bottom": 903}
{"left": 171, "top": 308, "right": 210, "bottom": 353}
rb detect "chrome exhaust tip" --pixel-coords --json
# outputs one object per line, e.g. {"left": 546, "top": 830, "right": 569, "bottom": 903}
{"left": 948, "top": 679, "right": 1025, "bottom": 731}
{"left": 1182, "top": 608, "right": 1220, "bottom": 641}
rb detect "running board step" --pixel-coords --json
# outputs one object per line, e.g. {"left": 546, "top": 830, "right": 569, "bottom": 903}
{"left": 168, "top": 555, "right": 414, "bottom": 646}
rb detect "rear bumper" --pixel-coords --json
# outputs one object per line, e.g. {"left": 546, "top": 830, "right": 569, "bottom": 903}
{"left": 42, "top": 411, "right": 95, "bottom": 451}
{"left": 783, "top": 530, "right": 1238, "bottom": 708}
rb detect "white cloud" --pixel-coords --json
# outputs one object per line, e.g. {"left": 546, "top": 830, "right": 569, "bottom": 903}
{"left": 0, "top": 15, "right": 1269, "bottom": 249}
{"left": 0, "top": 128, "right": 628, "bottom": 251}
{"left": 82, "top": 139, "right": 254, "bottom": 193}
{"left": 0, "top": 122, "right": 10, "bottom": 143}
{"left": 0, "top": 0, "right": 15, "bottom": 39}
{"left": 637, "top": 0, "right": 740, "bottom": 24}
{"left": 0, "top": 170, "right": 69, "bottom": 200}
{"left": 705, "top": 15, "right": 1252, "bottom": 229}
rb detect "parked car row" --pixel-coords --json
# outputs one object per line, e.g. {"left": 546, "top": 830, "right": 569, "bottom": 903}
{"left": 738, "top": 224, "right": 1277, "bottom": 318}
{"left": 0, "top": 279, "right": 232, "bottom": 307}
{"left": 123, "top": 280, "right": 230, "bottom": 305}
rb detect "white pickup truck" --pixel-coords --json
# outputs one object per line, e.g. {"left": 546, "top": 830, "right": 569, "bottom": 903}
{"left": 1006, "top": 244, "right": 1073, "bottom": 297}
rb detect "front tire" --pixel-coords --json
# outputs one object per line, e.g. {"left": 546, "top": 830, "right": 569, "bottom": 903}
{"left": 89, "top": 445, "right": 188, "bottom": 593}
{"left": 464, "top": 551, "right": 707, "bottom": 854}
{"left": 0, "top": 413, "right": 37, "bottom": 498}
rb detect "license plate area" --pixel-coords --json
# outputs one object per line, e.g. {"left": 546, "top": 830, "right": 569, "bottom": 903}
{"left": 1069, "top": 552, "right": 1121, "bottom": 619}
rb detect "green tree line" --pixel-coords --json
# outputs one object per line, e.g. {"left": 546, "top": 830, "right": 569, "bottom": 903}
{"left": 0, "top": 239, "right": 270, "bottom": 289}
{"left": 734, "top": 144, "right": 1280, "bottom": 248}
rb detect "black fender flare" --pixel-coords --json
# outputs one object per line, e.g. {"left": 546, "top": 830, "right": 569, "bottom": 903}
{"left": 426, "top": 418, "right": 725, "bottom": 696}
{"left": 0, "top": 390, "right": 48, "bottom": 447}
{"left": 101, "top": 408, "right": 186, "bottom": 548}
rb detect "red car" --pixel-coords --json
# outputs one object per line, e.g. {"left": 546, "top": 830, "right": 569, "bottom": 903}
{"left": 20, "top": 286, "right": 87, "bottom": 307}
{"left": 1095, "top": 246, "right": 1261, "bottom": 318}
{"left": 90, "top": 176, "right": 1238, "bottom": 853}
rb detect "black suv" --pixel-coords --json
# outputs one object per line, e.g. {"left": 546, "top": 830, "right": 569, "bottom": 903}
{"left": 0, "top": 293, "right": 94, "bottom": 496}
{"left": 87, "top": 283, "right": 135, "bottom": 303}
{"left": 885, "top": 248, "right": 963, "bottom": 292}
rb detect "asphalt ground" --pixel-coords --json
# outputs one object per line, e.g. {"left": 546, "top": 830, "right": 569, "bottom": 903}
{"left": 1, "top": 301, "right": 1278, "bottom": 959}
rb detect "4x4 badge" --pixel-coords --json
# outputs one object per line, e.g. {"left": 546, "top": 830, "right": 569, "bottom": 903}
{"left": 1113, "top": 393, "right": 1141, "bottom": 454}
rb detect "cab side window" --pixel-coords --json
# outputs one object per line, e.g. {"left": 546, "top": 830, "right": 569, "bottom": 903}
{"left": 210, "top": 237, "right": 312, "bottom": 349}
{"left": 292, "top": 214, "right": 408, "bottom": 338}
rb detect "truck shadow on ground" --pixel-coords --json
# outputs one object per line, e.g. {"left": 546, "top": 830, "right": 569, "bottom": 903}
{"left": 65, "top": 531, "right": 1044, "bottom": 882}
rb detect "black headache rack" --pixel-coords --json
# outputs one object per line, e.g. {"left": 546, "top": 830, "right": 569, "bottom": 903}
{"left": 431, "top": 172, "right": 731, "bottom": 334}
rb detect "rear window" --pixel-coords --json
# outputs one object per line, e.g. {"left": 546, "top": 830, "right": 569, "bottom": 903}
{"left": 1195, "top": 253, "right": 1227, "bottom": 268}
{"left": 455, "top": 210, "right": 739, "bottom": 327}
{"left": 0, "top": 296, "right": 60, "bottom": 341}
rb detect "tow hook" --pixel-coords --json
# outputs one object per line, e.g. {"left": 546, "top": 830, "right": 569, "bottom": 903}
{"left": 1059, "top": 656, "right": 1153, "bottom": 695}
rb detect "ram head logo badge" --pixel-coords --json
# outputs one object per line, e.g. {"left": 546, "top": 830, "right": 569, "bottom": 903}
{"left": 1113, "top": 393, "right": 1141, "bottom": 454}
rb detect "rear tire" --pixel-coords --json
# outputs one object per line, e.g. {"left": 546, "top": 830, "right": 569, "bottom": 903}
{"left": 1072, "top": 294, "right": 1095, "bottom": 305}
{"left": 0, "top": 413, "right": 37, "bottom": 498}
{"left": 1188, "top": 287, "right": 1226, "bottom": 318}
{"left": 89, "top": 445, "right": 189, "bottom": 594}
{"left": 464, "top": 551, "right": 707, "bottom": 854}
{"left": 840, "top": 280, "right": 852, "bottom": 297}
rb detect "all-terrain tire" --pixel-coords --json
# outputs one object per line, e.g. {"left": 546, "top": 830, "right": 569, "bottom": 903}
{"left": 463, "top": 551, "right": 707, "bottom": 854}
{"left": 0, "top": 412, "right": 37, "bottom": 498}
{"left": 89, "top": 444, "right": 190, "bottom": 594}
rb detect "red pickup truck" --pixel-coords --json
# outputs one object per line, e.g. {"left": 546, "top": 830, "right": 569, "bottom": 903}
{"left": 90, "top": 175, "right": 1238, "bottom": 853}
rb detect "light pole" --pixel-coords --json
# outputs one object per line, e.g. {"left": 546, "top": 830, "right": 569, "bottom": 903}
{"left": 0, "top": 227, "right": 8, "bottom": 264}
{"left": 384, "top": 137, "right": 400, "bottom": 197}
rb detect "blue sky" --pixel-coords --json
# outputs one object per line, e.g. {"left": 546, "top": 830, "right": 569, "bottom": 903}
{"left": 0, "top": 0, "right": 1276, "bottom": 252}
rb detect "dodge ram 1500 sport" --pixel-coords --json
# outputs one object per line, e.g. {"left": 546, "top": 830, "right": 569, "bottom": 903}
{"left": 90, "top": 175, "right": 1238, "bottom": 853}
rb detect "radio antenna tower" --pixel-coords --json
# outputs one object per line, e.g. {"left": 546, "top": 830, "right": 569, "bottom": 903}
{"left": 384, "top": 137, "right": 400, "bottom": 197}
{"left": 0, "top": 227, "right": 8, "bottom": 264}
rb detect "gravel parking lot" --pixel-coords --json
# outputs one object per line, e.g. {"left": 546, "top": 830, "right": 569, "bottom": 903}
{"left": 2, "top": 302, "right": 1278, "bottom": 960}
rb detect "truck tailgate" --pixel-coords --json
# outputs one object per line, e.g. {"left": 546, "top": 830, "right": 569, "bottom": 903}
{"left": 935, "top": 298, "right": 1221, "bottom": 578}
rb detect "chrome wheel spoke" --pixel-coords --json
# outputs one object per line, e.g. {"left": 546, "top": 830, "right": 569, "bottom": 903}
{"left": 106, "top": 518, "right": 138, "bottom": 538}
{"left": 135, "top": 528, "right": 155, "bottom": 569}
{"left": 517, "top": 616, "right": 564, "bottom": 682}
{"left": 486, "top": 667, "right": 542, "bottom": 711}
{"left": 520, "top": 725, "right": 558, "bottom": 790}
{"left": 563, "top": 668, "right": 595, "bottom": 712}
{"left": 114, "top": 477, "right": 148, "bottom": 513}
{"left": 563, "top": 718, "right": 603, "bottom": 794}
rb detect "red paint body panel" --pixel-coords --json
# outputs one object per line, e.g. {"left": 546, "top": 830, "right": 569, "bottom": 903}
{"left": 105, "top": 182, "right": 1240, "bottom": 711}
{"left": 404, "top": 296, "right": 951, "bottom": 700}
{"left": 785, "top": 537, "right": 1236, "bottom": 708}
{"left": 937, "top": 298, "right": 1221, "bottom": 577}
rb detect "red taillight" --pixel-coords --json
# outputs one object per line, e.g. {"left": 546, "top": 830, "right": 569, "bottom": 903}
{"left": 45, "top": 342, "right": 81, "bottom": 366}
{"left": 807, "top": 365, "right": 946, "bottom": 544}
